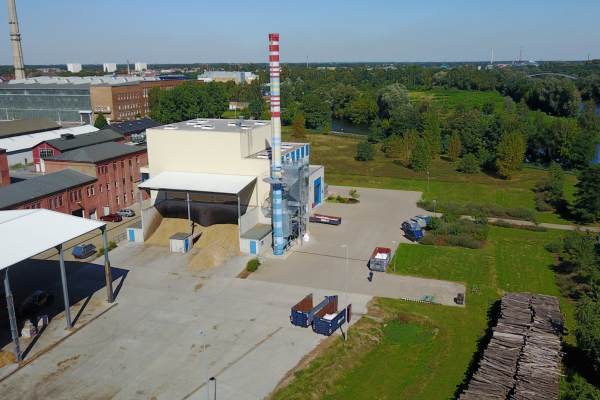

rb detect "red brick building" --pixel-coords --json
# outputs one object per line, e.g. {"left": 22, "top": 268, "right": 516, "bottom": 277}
{"left": 43, "top": 142, "right": 150, "bottom": 217}
{"left": 0, "top": 168, "right": 99, "bottom": 218}
{"left": 0, "top": 148, "right": 10, "bottom": 187}
{"left": 32, "top": 129, "right": 125, "bottom": 172}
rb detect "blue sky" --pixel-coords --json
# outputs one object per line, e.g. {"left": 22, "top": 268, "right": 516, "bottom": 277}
{"left": 1, "top": 0, "right": 597, "bottom": 65}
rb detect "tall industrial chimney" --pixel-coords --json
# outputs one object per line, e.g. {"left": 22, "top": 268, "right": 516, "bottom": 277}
{"left": 269, "top": 33, "right": 284, "bottom": 255}
{"left": 519, "top": 46, "right": 523, "bottom": 64}
{"left": 7, "top": 0, "right": 24, "bottom": 79}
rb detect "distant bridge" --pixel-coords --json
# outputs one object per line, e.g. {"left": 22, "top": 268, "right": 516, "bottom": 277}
{"left": 526, "top": 73, "right": 577, "bottom": 80}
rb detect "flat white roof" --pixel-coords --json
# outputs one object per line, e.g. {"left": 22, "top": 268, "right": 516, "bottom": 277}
{"left": 0, "top": 125, "right": 98, "bottom": 153}
{"left": 138, "top": 171, "right": 256, "bottom": 195}
{"left": 0, "top": 209, "right": 105, "bottom": 270}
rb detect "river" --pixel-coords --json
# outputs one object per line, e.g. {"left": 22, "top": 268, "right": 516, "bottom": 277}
{"left": 330, "top": 118, "right": 369, "bottom": 135}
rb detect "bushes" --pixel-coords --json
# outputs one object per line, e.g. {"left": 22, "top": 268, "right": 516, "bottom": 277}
{"left": 355, "top": 141, "right": 375, "bottom": 162}
{"left": 97, "top": 241, "right": 117, "bottom": 257}
{"left": 491, "top": 219, "right": 512, "bottom": 228}
{"left": 420, "top": 234, "right": 436, "bottom": 245}
{"left": 246, "top": 258, "right": 260, "bottom": 272}
{"left": 457, "top": 153, "right": 479, "bottom": 174}
{"left": 491, "top": 219, "right": 548, "bottom": 232}
{"left": 418, "top": 200, "right": 537, "bottom": 222}
{"left": 421, "top": 217, "right": 486, "bottom": 249}
{"left": 446, "top": 235, "right": 481, "bottom": 249}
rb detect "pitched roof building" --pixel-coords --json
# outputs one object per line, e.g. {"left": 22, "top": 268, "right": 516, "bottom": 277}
{"left": 0, "top": 117, "right": 61, "bottom": 139}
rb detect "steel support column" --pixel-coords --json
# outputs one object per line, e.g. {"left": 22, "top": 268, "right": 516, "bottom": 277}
{"left": 138, "top": 189, "right": 144, "bottom": 236}
{"left": 56, "top": 244, "right": 72, "bottom": 328}
{"left": 101, "top": 226, "right": 114, "bottom": 303}
{"left": 187, "top": 192, "right": 191, "bottom": 234}
{"left": 4, "top": 270, "right": 21, "bottom": 362}
{"left": 237, "top": 195, "right": 241, "bottom": 240}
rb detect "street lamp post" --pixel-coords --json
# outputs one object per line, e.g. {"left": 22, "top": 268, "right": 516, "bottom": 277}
{"left": 341, "top": 244, "right": 348, "bottom": 341}
{"left": 392, "top": 241, "right": 396, "bottom": 272}
{"left": 209, "top": 377, "right": 216, "bottom": 400}
{"left": 427, "top": 172, "right": 430, "bottom": 192}
{"left": 196, "top": 330, "right": 210, "bottom": 400}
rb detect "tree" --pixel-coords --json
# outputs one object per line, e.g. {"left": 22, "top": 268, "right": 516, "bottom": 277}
{"left": 410, "top": 138, "right": 430, "bottom": 172}
{"left": 458, "top": 153, "right": 479, "bottom": 174}
{"left": 422, "top": 111, "right": 441, "bottom": 159}
{"left": 575, "top": 296, "right": 600, "bottom": 371}
{"left": 386, "top": 135, "right": 401, "bottom": 159}
{"left": 496, "top": 131, "right": 525, "bottom": 179}
{"left": 572, "top": 164, "right": 600, "bottom": 222}
{"left": 447, "top": 130, "right": 461, "bottom": 161}
{"left": 548, "top": 161, "right": 565, "bottom": 201}
{"left": 282, "top": 101, "right": 299, "bottom": 126}
{"left": 299, "top": 94, "right": 331, "bottom": 129}
{"left": 94, "top": 112, "right": 108, "bottom": 129}
{"left": 376, "top": 83, "right": 410, "bottom": 119}
{"left": 322, "top": 121, "right": 331, "bottom": 135}
{"left": 482, "top": 101, "right": 495, "bottom": 116}
{"left": 249, "top": 99, "right": 262, "bottom": 119}
{"left": 292, "top": 114, "right": 306, "bottom": 139}
{"left": 355, "top": 141, "right": 375, "bottom": 162}
{"left": 345, "top": 96, "right": 378, "bottom": 125}
{"left": 349, "top": 189, "right": 360, "bottom": 200}
{"left": 399, "top": 130, "right": 417, "bottom": 166}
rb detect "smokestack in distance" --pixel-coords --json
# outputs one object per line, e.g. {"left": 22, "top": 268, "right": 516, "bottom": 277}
{"left": 7, "top": 0, "right": 25, "bottom": 79}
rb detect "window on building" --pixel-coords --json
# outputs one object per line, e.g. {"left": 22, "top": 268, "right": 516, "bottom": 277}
{"left": 70, "top": 192, "right": 73, "bottom": 202}
{"left": 104, "top": 164, "right": 108, "bottom": 172}
{"left": 39, "top": 148, "right": 54, "bottom": 159}
{"left": 59, "top": 196, "right": 63, "bottom": 207}
{"left": 98, "top": 167, "right": 101, "bottom": 174}
{"left": 136, "top": 156, "right": 139, "bottom": 164}
{"left": 107, "top": 182, "right": 110, "bottom": 190}
{"left": 49, "top": 199, "right": 53, "bottom": 210}
{"left": 115, "top": 179, "right": 118, "bottom": 188}
{"left": 37, "top": 202, "right": 41, "bottom": 208}
{"left": 116, "top": 196, "right": 119, "bottom": 205}
{"left": 54, "top": 198, "right": 58, "bottom": 208}
{"left": 78, "top": 189, "right": 82, "bottom": 199}
{"left": 130, "top": 175, "right": 133, "bottom": 182}
{"left": 91, "top": 186, "right": 95, "bottom": 196}
{"left": 26, "top": 205, "right": 29, "bottom": 209}
{"left": 87, "top": 187, "right": 90, "bottom": 197}
{"left": 122, "top": 177, "right": 125, "bottom": 185}
{"left": 121, "top": 159, "right": 124, "bottom": 168}
{"left": 132, "top": 190, "right": 134, "bottom": 200}
{"left": 124, "top": 193, "right": 127, "bottom": 203}
{"left": 100, "top": 184, "right": 103, "bottom": 193}
{"left": 129, "top": 158, "right": 132, "bottom": 166}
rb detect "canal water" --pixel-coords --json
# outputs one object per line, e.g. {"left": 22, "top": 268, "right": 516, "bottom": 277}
{"left": 330, "top": 118, "right": 369, "bottom": 135}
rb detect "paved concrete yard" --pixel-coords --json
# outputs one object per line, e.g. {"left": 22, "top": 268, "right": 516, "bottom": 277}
{"left": 1, "top": 243, "right": 372, "bottom": 400}
{"left": 251, "top": 186, "right": 465, "bottom": 306}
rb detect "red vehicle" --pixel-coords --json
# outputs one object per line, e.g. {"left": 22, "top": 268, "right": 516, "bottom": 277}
{"left": 100, "top": 213, "right": 122, "bottom": 222}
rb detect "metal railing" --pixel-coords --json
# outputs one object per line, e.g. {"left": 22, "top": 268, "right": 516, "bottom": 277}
{"left": 112, "top": 232, "right": 127, "bottom": 243}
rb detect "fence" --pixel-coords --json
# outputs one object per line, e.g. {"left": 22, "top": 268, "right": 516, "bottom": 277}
{"left": 112, "top": 232, "right": 127, "bottom": 243}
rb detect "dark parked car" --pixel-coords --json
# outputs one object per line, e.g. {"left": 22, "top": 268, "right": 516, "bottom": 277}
{"left": 100, "top": 214, "right": 122, "bottom": 222}
{"left": 17, "top": 289, "right": 53, "bottom": 316}
{"left": 72, "top": 243, "right": 96, "bottom": 259}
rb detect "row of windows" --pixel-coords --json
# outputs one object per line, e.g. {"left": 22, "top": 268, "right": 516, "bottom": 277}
{"left": 25, "top": 202, "right": 42, "bottom": 209}
{"left": 97, "top": 157, "right": 139, "bottom": 175}
{"left": 48, "top": 195, "right": 64, "bottom": 210}
{"left": 117, "top": 92, "right": 140, "bottom": 101}
{"left": 119, "top": 111, "right": 144, "bottom": 118}
{"left": 94, "top": 106, "right": 110, "bottom": 112}
{"left": 116, "top": 191, "right": 135, "bottom": 205}
{"left": 118, "top": 103, "right": 140, "bottom": 111}
{"left": 39, "top": 148, "right": 54, "bottom": 159}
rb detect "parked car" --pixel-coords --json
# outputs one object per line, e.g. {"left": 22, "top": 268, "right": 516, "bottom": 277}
{"left": 115, "top": 209, "right": 135, "bottom": 217}
{"left": 17, "top": 289, "right": 53, "bottom": 316}
{"left": 100, "top": 214, "right": 122, "bottom": 222}
{"left": 72, "top": 243, "right": 96, "bottom": 259}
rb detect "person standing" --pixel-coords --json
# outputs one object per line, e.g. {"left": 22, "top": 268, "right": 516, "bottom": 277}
{"left": 368, "top": 271, "right": 373, "bottom": 282}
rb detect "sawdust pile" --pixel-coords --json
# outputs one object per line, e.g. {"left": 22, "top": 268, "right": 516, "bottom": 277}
{"left": 0, "top": 351, "right": 16, "bottom": 369}
{"left": 187, "top": 224, "right": 241, "bottom": 271}
{"left": 145, "top": 218, "right": 198, "bottom": 246}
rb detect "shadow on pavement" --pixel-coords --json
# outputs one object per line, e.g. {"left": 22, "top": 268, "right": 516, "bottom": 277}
{"left": 0, "top": 258, "right": 128, "bottom": 352}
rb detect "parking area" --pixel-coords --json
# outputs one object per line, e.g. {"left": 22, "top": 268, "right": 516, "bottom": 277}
{"left": 0, "top": 242, "right": 373, "bottom": 400}
{"left": 251, "top": 186, "right": 464, "bottom": 306}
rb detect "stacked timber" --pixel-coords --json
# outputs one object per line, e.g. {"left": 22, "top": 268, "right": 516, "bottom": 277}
{"left": 460, "top": 293, "right": 564, "bottom": 400}
{"left": 510, "top": 295, "right": 564, "bottom": 400}
{"left": 460, "top": 293, "right": 532, "bottom": 400}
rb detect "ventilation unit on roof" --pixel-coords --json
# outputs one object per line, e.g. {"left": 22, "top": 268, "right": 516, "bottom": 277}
{"left": 163, "top": 124, "right": 178, "bottom": 130}
{"left": 227, "top": 122, "right": 236, "bottom": 126}
{"left": 240, "top": 125, "right": 252, "bottom": 130}
{"left": 254, "top": 121, "right": 267, "bottom": 126}
{"left": 196, "top": 119, "right": 209, "bottom": 124}
{"left": 200, "top": 125, "right": 215, "bottom": 130}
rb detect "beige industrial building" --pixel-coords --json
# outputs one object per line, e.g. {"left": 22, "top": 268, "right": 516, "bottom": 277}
{"left": 134, "top": 118, "right": 326, "bottom": 255}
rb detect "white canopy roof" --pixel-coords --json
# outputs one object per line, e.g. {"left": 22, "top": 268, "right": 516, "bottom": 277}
{"left": 0, "top": 209, "right": 105, "bottom": 270}
{"left": 138, "top": 171, "right": 256, "bottom": 195}
{"left": 0, "top": 125, "right": 98, "bottom": 153}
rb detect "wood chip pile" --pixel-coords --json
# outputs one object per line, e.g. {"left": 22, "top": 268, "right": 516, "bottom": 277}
{"left": 459, "top": 292, "right": 564, "bottom": 400}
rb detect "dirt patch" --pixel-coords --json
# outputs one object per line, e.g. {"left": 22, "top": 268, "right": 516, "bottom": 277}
{"left": 266, "top": 335, "right": 337, "bottom": 399}
{"left": 186, "top": 224, "right": 241, "bottom": 271}
{"left": 236, "top": 269, "right": 253, "bottom": 279}
{"left": 194, "top": 283, "right": 203, "bottom": 292}
{"left": 0, "top": 351, "right": 16, "bottom": 369}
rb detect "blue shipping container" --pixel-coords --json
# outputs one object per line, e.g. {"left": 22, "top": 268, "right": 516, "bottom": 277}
{"left": 313, "top": 299, "right": 352, "bottom": 336}
{"left": 290, "top": 294, "right": 337, "bottom": 328}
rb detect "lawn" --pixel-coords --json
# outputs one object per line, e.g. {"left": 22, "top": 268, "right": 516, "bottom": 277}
{"left": 271, "top": 227, "right": 576, "bottom": 399}
{"left": 280, "top": 129, "right": 581, "bottom": 226}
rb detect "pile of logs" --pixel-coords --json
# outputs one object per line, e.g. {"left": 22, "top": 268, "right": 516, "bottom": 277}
{"left": 459, "top": 292, "right": 564, "bottom": 400}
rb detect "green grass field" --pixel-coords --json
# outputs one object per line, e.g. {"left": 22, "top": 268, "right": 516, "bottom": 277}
{"left": 272, "top": 227, "right": 576, "bottom": 399}
{"left": 409, "top": 89, "right": 505, "bottom": 111}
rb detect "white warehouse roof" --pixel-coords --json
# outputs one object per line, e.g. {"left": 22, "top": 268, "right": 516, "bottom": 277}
{"left": 138, "top": 171, "right": 256, "bottom": 195}
{"left": 0, "top": 209, "right": 105, "bottom": 270}
{"left": 0, "top": 125, "right": 99, "bottom": 153}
